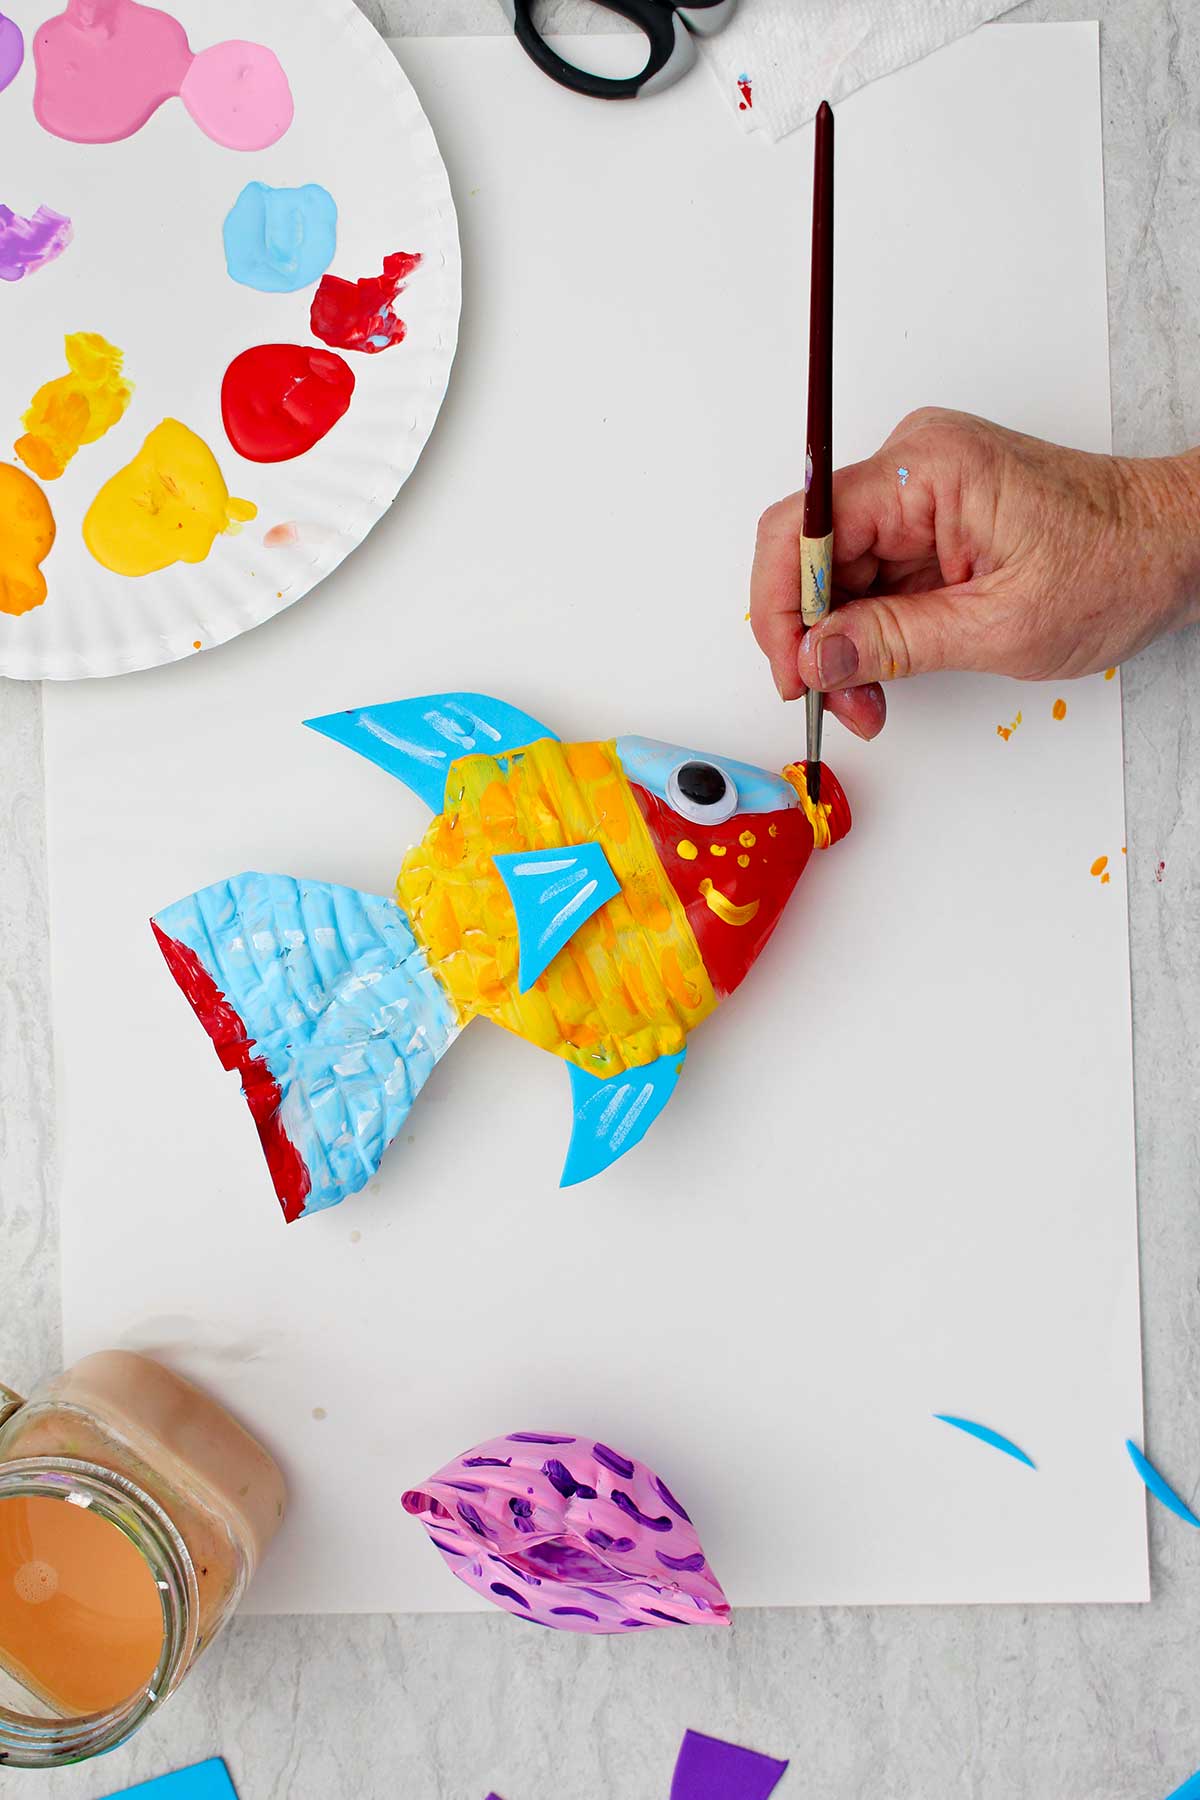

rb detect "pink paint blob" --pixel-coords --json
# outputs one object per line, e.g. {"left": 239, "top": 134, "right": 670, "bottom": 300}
{"left": 31, "top": 0, "right": 291, "bottom": 149}
{"left": 33, "top": 0, "right": 191, "bottom": 143}
{"left": 263, "top": 522, "right": 300, "bottom": 548}
{"left": 180, "top": 39, "right": 292, "bottom": 152}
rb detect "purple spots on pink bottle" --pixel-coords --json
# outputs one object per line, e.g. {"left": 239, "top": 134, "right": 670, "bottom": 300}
{"left": 611, "top": 1490, "right": 672, "bottom": 1532}
{"left": 592, "top": 1443, "right": 637, "bottom": 1479}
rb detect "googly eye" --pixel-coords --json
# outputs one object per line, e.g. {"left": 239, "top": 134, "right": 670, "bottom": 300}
{"left": 666, "top": 760, "right": 738, "bottom": 826}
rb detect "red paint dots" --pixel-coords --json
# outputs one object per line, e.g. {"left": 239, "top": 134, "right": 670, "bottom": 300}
{"left": 736, "top": 75, "right": 752, "bottom": 110}
{"left": 1156, "top": 861, "right": 1166, "bottom": 884}
{"left": 310, "top": 251, "right": 422, "bottom": 355}
{"left": 221, "top": 344, "right": 354, "bottom": 464}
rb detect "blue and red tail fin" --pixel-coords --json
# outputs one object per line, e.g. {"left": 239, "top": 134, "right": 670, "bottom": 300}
{"left": 152, "top": 874, "right": 460, "bottom": 1222}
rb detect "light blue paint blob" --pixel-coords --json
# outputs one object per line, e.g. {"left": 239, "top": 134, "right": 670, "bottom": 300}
{"left": 305, "top": 694, "right": 559, "bottom": 812}
{"left": 1166, "top": 1769, "right": 1200, "bottom": 1799}
{"left": 561, "top": 1050, "right": 685, "bottom": 1187}
{"left": 1126, "top": 1439, "right": 1200, "bottom": 1528}
{"left": 897, "top": 465, "right": 910, "bottom": 486}
{"left": 934, "top": 1415, "right": 1036, "bottom": 1469}
{"left": 493, "top": 843, "right": 620, "bottom": 992}
{"left": 223, "top": 181, "right": 337, "bottom": 293}
{"left": 615, "top": 735, "right": 795, "bottom": 816}
{"left": 153, "top": 873, "right": 458, "bottom": 1216}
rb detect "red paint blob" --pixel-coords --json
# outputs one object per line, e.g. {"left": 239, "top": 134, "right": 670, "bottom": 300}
{"left": 220, "top": 343, "right": 354, "bottom": 464}
{"left": 310, "top": 250, "right": 422, "bottom": 354}
{"left": 151, "top": 922, "right": 311, "bottom": 1222}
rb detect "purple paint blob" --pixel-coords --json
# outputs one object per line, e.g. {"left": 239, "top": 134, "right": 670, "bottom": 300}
{"left": 592, "top": 1443, "right": 636, "bottom": 1480}
{"left": 657, "top": 1549, "right": 707, "bottom": 1573}
{"left": 507, "top": 1431, "right": 576, "bottom": 1445}
{"left": 655, "top": 1475, "right": 693, "bottom": 1523}
{"left": 0, "top": 12, "right": 23, "bottom": 92}
{"left": 611, "top": 1489, "right": 673, "bottom": 1532}
{"left": 0, "top": 204, "right": 72, "bottom": 282}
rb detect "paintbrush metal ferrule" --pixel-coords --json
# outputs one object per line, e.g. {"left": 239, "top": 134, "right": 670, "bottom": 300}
{"left": 805, "top": 690, "right": 823, "bottom": 802}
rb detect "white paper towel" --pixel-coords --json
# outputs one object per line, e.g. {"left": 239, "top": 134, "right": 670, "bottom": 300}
{"left": 698, "top": 0, "right": 1026, "bottom": 141}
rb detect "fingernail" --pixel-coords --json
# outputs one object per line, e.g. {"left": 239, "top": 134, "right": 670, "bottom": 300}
{"left": 816, "top": 633, "right": 858, "bottom": 686}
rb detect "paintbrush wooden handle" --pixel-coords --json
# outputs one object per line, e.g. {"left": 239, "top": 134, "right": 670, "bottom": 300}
{"left": 800, "top": 530, "right": 833, "bottom": 629}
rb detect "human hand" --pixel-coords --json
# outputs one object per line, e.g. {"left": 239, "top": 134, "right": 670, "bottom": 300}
{"left": 750, "top": 407, "right": 1200, "bottom": 739}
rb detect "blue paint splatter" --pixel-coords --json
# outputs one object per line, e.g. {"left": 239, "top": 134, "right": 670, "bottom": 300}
{"left": 897, "top": 466, "right": 910, "bottom": 487}
{"left": 1126, "top": 1439, "right": 1200, "bottom": 1528}
{"left": 223, "top": 181, "right": 337, "bottom": 293}
{"left": 934, "top": 1415, "right": 1035, "bottom": 1469}
{"left": 1165, "top": 1768, "right": 1200, "bottom": 1798}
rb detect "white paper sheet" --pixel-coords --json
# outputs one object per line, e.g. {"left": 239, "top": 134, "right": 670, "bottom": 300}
{"left": 46, "top": 24, "right": 1147, "bottom": 1612}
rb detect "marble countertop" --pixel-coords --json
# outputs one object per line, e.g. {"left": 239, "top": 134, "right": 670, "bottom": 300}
{"left": 3, "top": 3, "right": 1200, "bottom": 1796}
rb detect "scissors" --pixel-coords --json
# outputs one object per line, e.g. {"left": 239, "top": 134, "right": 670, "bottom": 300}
{"left": 498, "top": 0, "right": 739, "bottom": 101}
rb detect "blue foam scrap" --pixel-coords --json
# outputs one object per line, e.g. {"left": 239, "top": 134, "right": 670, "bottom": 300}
{"left": 934, "top": 1415, "right": 1036, "bottom": 1469}
{"left": 1126, "top": 1439, "right": 1200, "bottom": 1528}
{"left": 102, "top": 1757, "right": 238, "bottom": 1800}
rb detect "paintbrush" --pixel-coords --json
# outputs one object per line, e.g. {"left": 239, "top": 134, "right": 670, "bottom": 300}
{"left": 802, "top": 99, "right": 834, "bottom": 806}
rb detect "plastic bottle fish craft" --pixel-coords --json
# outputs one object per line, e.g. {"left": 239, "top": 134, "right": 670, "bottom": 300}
{"left": 151, "top": 693, "right": 850, "bottom": 1221}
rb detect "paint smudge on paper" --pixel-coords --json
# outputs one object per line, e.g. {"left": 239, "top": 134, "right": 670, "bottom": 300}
{"left": 84, "top": 420, "right": 255, "bottom": 576}
{"left": 897, "top": 465, "right": 909, "bottom": 487}
{"left": 223, "top": 181, "right": 337, "bottom": 293}
{"left": 32, "top": 0, "right": 291, "bottom": 150}
{"left": 1104, "top": 667, "right": 1116, "bottom": 680}
{"left": 996, "top": 709, "right": 1022, "bottom": 742}
{"left": 0, "top": 11, "right": 24, "bottom": 92}
{"left": 1156, "top": 861, "right": 1166, "bottom": 884}
{"left": 0, "top": 203, "right": 72, "bottom": 281}
{"left": 934, "top": 1415, "right": 1035, "bottom": 1469}
{"left": 310, "top": 251, "right": 422, "bottom": 354}
{"left": 262, "top": 519, "right": 341, "bottom": 552}
{"left": 0, "top": 465, "right": 55, "bottom": 615}
{"left": 1090, "top": 855, "right": 1110, "bottom": 885}
{"left": 16, "top": 333, "right": 132, "bottom": 481}
{"left": 1052, "top": 697, "right": 1067, "bottom": 721}
{"left": 736, "top": 73, "right": 752, "bottom": 110}
{"left": 222, "top": 344, "right": 354, "bottom": 464}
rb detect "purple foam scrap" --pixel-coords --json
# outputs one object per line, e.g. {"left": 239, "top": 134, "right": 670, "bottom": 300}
{"left": 670, "top": 1731, "right": 789, "bottom": 1800}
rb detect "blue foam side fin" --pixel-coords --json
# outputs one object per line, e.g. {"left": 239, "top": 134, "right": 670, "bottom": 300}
{"left": 493, "top": 843, "right": 620, "bottom": 993}
{"left": 1126, "top": 1439, "right": 1200, "bottom": 1528}
{"left": 304, "top": 694, "right": 559, "bottom": 811}
{"left": 934, "top": 1415, "right": 1036, "bottom": 1470}
{"left": 670, "top": 1729, "right": 789, "bottom": 1800}
{"left": 561, "top": 1049, "right": 686, "bottom": 1188}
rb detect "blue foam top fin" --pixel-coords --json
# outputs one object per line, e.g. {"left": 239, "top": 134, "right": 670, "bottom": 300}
{"left": 493, "top": 842, "right": 620, "bottom": 992}
{"left": 561, "top": 1049, "right": 685, "bottom": 1187}
{"left": 1126, "top": 1439, "right": 1200, "bottom": 1528}
{"left": 304, "top": 694, "right": 559, "bottom": 812}
{"left": 934, "top": 1416, "right": 1036, "bottom": 1470}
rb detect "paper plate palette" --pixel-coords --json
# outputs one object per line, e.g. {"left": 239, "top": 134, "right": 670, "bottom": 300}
{"left": 0, "top": 0, "right": 460, "bottom": 679}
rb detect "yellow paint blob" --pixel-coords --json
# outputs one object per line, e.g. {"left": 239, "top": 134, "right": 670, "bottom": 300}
{"left": 15, "top": 333, "right": 133, "bottom": 481}
{"left": 1052, "top": 698, "right": 1067, "bottom": 721}
{"left": 698, "top": 878, "right": 760, "bottom": 927}
{"left": 781, "top": 761, "right": 833, "bottom": 849}
{"left": 738, "top": 830, "right": 756, "bottom": 848}
{"left": 737, "top": 853, "right": 750, "bottom": 868}
{"left": 709, "top": 843, "right": 727, "bottom": 858}
{"left": 83, "top": 421, "right": 255, "bottom": 577}
{"left": 677, "top": 840, "right": 698, "bottom": 861}
{"left": 0, "top": 464, "right": 56, "bottom": 616}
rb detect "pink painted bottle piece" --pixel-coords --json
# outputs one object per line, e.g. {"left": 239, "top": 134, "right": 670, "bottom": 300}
{"left": 180, "top": 39, "right": 293, "bottom": 151}
{"left": 403, "top": 1431, "right": 731, "bottom": 1635}
{"left": 32, "top": 0, "right": 191, "bottom": 143}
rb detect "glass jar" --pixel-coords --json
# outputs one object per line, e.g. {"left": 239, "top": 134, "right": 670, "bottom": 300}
{"left": 0, "top": 1351, "right": 286, "bottom": 1768}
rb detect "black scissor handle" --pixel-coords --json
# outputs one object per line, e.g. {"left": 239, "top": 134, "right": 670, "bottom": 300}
{"left": 502, "top": 0, "right": 697, "bottom": 101}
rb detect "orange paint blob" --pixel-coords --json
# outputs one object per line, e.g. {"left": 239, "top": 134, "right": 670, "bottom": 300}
{"left": 1104, "top": 668, "right": 1116, "bottom": 680}
{"left": 0, "top": 1494, "right": 163, "bottom": 1716}
{"left": 0, "top": 464, "right": 56, "bottom": 615}
{"left": 996, "top": 709, "right": 1023, "bottom": 742}
{"left": 1091, "top": 856, "right": 1109, "bottom": 878}
{"left": 1052, "top": 698, "right": 1067, "bottom": 721}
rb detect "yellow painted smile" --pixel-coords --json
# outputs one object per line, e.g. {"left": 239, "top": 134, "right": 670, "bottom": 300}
{"left": 698, "top": 878, "right": 760, "bottom": 927}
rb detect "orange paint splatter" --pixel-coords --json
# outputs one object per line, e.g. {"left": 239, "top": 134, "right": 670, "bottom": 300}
{"left": 264, "top": 522, "right": 299, "bottom": 548}
{"left": 192, "top": 640, "right": 201, "bottom": 650}
{"left": 1052, "top": 698, "right": 1067, "bottom": 721}
{"left": 996, "top": 710, "right": 1023, "bottom": 742}
{"left": 1090, "top": 855, "right": 1110, "bottom": 885}
{"left": 1104, "top": 667, "right": 1116, "bottom": 680}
